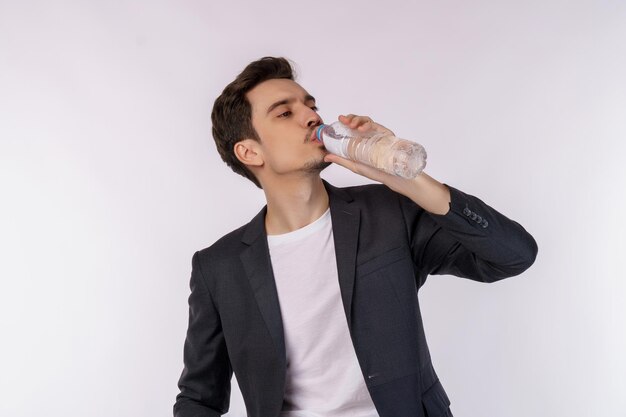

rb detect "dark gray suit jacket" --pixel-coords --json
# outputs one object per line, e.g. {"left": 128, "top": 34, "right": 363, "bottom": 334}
{"left": 174, "top": 179, "right": 538, "bottom": 417}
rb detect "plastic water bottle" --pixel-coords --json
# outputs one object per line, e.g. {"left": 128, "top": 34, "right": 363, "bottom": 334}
{"left": 314, "top": 121, "right": 427, "bottom": 179}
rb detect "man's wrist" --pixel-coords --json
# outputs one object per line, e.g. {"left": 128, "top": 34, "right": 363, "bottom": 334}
{"left": 387, "top": 172, "right": 451, "bottom": 215}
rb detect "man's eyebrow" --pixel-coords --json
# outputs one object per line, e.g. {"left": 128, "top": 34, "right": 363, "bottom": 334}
{"left": 265, "top": 94, "right": 316, "bottom": 115}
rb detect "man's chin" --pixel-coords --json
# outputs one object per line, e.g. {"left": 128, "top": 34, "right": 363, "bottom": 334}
{"left": 303, "top": 158, "right": 332, "bottom": 173}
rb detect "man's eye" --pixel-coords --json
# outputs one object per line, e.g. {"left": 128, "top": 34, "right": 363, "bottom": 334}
{"left": 278, "top": 111, "right": 291, "bottom": 118}
{"left": 277, "top": 106, "right": 318, "bottom": 118}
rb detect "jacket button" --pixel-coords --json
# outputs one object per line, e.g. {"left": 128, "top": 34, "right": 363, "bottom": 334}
{"left": 470, "top": 213, "right": 478, "bottom": 221}
{"left": 463, "top": 207, "right": 471, "bottom": 216}
{"left": 481, "top": 220, "right": 489, "bottom": 228}
{"left": 475, "top": 215, "right": 482, "bottom": 222}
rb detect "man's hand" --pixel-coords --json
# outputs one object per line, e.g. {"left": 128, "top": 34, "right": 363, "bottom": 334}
{"left": 324, "top": 114, "right": 451, "bottom": 215}
{"left": 323, "top": 114, "right": 400, "bottom": 185}
{"left": 337, "top": 113, "right": 395, "bottom": 137}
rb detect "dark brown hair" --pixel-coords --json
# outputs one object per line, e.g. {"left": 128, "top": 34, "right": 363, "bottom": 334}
{"left": 211, "top": 57, "right": 296, "bottom": 189}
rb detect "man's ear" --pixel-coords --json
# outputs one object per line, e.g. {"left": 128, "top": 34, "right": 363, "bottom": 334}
{"left": 234, "top": 139, "right": 264, "bottom": 168}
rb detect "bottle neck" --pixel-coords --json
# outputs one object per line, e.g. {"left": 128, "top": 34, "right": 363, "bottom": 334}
{"left": 315, "top": 124, "right": 327, "bottom": 142}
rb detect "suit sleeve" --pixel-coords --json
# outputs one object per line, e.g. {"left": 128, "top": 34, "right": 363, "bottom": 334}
{"left": 398, "top": 184, "right": 538, "bottom": 285}
{"left": 173, "top": 251, "right": 233, "bottom": 417}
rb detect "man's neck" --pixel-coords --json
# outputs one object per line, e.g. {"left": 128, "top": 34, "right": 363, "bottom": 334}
{"left": 263, "top": 176, "right": 329, "bottom": 236}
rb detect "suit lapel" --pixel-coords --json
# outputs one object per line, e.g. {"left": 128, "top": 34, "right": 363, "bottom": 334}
{"left": 240, "top": 206, "right": 287, "bottom": 368}
{"left": 239, "top": 179, "right": 361, "bottom": 367}
{"left": 323, "top": 179, "right": 361, "bottom": 326}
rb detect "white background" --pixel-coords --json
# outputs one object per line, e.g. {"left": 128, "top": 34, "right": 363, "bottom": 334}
{"left": 1, "top": 1, "right": 625, "bottom": 416}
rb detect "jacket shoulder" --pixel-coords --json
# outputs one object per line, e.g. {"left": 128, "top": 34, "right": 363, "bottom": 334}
{"left": 195, "top": 222, "right": 248, "bottom": 263}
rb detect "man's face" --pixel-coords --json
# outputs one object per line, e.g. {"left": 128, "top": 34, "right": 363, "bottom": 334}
{"left": 245, "top": 78, "right": 330, "bottom": 181}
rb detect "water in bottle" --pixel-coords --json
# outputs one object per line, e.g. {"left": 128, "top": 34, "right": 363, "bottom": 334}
{"left": 314, "top": 121, "right": 427, "bottom": 179}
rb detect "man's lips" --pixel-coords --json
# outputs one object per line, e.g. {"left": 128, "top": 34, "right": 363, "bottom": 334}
{"left": 309, "top": 128, "right": 320, "bottom": 142}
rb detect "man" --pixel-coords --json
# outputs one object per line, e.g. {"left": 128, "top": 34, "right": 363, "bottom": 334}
{"left": 173, "top": 56, "right": 538, "bottom": 417}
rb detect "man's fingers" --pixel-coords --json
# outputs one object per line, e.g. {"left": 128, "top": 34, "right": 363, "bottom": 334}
{"left": 339, "top": 114, "right": 373, "bottom": 128}
{"left": 325, "top": 153, "right": 362, "bottom": 175}
{"left": 358, "top": 120, "right": 374, "bottom": 131}
{"left": 324, "top": 152, "right": 394, "bottom": 184}
{"left": 351, "top": 116, "right": 369, "bottom": 127}
{"left": 339, "top": 114, "right": 355, "bottom": 124}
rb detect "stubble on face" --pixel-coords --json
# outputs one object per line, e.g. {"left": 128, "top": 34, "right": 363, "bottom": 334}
{"left": 302, "top": 156, "right": 332, "bottom": 173}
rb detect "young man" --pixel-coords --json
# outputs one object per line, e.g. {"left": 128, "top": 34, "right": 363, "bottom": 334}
{"left": 173, "top": 57, "right": 538, "bottom": 417}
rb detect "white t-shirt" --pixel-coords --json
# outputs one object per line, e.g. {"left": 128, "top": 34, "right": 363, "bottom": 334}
{"left": 267, "top": 207, "right": 379, "bottom": 417}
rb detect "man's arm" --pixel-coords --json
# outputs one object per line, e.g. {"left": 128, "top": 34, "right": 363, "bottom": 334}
{"left": 392, "top": 172, "right": 538, "bottom": 283}
{"left": 324, "top": 114, "right": 538, "bottom": 283}
{"left": 387, "top": 171, "right": 451, "bottom": 215}
{"left": 173, "top": 251, "right": 233, "bottom": 417}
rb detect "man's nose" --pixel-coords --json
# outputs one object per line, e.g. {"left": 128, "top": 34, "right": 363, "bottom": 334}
{"left": 306, "top": 118, "right": 321, "bottom": 128}
{"left": 304, "top": 108, "right": 322, "bottom": 128}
